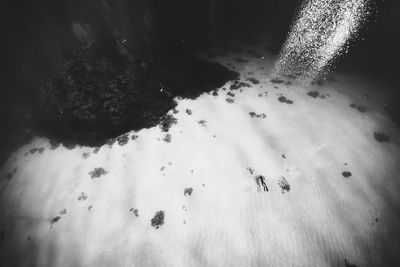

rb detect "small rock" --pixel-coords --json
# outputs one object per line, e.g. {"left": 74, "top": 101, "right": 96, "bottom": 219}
{"left": 78, "top": 192, "right": 88, "bottom": 201}
{"left": 278, "top": 177, "right": 290, "bottom": 193}
{"left": 50, "top": 216, "right": 61, "bottom": 226}
{"left": 342, "top": 171, "right": 352, "bottom": 178}
{"left": 163, "top": 134, "right": 172, "bottom": 143}
{"left": 117, "top": 134, "right": 129, "bottom": 146}
{"left": 226, "top": 98, "right": 234, "bottom": 104}
{"left": 249, "top": 112, "right": 266, "bottom": 119}
{"left": 184, "top": 187, "right": 193, "bottom": 196}
{"left": 59, "top": 209, "right": 67, "bottom": 215}
{"left": 151, "top": 210, "right": 165, "bottom": 229}
{"left": 130, "top": 208, "right": 139, "bottom": 217}
{"left": 89, "top": 167, "right": 108, "bottom": 178}
{"left": 278, "top": 96, "right": 293, "bottom": 104}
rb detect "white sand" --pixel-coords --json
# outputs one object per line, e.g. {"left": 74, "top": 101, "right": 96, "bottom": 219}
{"left": 1, "top": 47, "right": 400, "bottom": 266}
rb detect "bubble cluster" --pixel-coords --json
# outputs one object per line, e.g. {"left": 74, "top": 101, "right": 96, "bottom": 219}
{"left": 273, "top": 0, "right": 373, "bottom": 82}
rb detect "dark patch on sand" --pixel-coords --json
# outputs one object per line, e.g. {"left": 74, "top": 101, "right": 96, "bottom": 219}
{"left": 131, "top": 135, "right": 138, "bottom": 140}
{"left": 117, "top": 134, "right": 129, "bottom": 146}
{"left": 278, "top": 177, "right": 290, "bottom": 193}
{"left": 184, "top": 187, "right": 193, "bottom": 196}
{"left": 227, "top": 92, "right": 235, "bottom": 97}
{"left": 151, "top": 210, "right": 165, "bottom": 229}
{"left": 246, "top": 77, "right": 260, "bottom": 85}
{"left": 130, "top": 208, "right": 139, "bottom": 217}
{"left": 212, "top": 91, "right": 219, "bottom": 96}
{"left": 230, "top": 81, "right": 252, "bottom": 90}
{"left": 185, "top": 109, "right": 193, "bottom": 115}
{"left": 59, "top": 209, "right": 67, "bottom": 215}
{"left": 89, "top": 167, "right": 108, "bottom": 178}
{"left": 342, "top": 171, "right": 352, "bottom": 178}
{"left": 350, "top": 104, "right": 368, "bottom": 113}
{"left": 93, "top": 147, "right": 100, "bottom": 154}
{"left": 50, "top": 216, "right": 61, "bottom": 226}
{"left": 82, "top": 153, "right": 90, "bottom": 159}
{"left": 78, "top": 192, "right": 88, "bottom": 201}
{"left": 282, "top": 154, "right": 286, "bottom": 159}
{"left": 278, "top": 96, "right": 293, "bottom": 104}
{"left": 163, "top": 133, "right": 172, "bottom": 143}
{"left": 374, "top": 132, "right": 390, "bottom": 143}
{"left": 226, "top": 98, "right": 234, "bottom": 104}
{"left": 249, "top": 112, "right": 266, "bottom": 119}
{"left": 198, "top": 120, "right": 206, "bottom": 127}
{"left": 270, "top": 78, "right": 284, "bottom": 84}
{"left": 307, "top": 91, "right": 326, "bottom": 99}
{"left": 159, "top": 114, "right": 177, "bottom": 132}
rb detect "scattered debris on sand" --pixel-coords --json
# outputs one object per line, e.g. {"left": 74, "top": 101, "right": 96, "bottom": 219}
{"left": 270, "top": 78, "right": 285, "bottom": 84}
{"left": 184, "top": 187, "right": 193, "bottom": 196}
{"left": 117, "top": 134, "right": 129, "bottom": 146}
{"left": 225, "top": 98, "right": 234, "bottom": 104}
{"left": 50, "top": 216, "right": 61, "bottom": 227}
{"left": 130, "top": 208, "right": 139, "bottom": 217}
{"left": 59, "top": 209, "right": 67, "bottom": 215}
{"left": 78, "top": 192, "right": 88, "bottom": 201}
{"left": 278, "top": 177, "right": 290, "bottom": 193}
{"left": 151, "top": 210, "right": 165, "bottom": 229}
{"left": 342, "top": 171, "right": 352, "bottom": 178}
{"left": 89, "top": 167, "right": 108, "bottom": 178}
{"left": 307, "top": 91, "right": 326, "bottom": 99}
{"left": 159, "top": 114, "right": 177, "bottom": 132}
{"left": 230, "top": 81, "right": 252, "bottom": 90}
{"left": 198, "top": 120, "right": 207, "bottom": 127}
{"left": 246, "top": 77, "right": 260, "bottom": 85}
{"left": 249, "top": 112, "right": 266, "bottom": 119}
{"left": 278, "top": 96, "right": 294, "bottom": 104}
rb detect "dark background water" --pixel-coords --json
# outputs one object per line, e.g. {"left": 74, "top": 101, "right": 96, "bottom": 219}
{"left": 1, "top": 0, "right": 399, "bottom": 97}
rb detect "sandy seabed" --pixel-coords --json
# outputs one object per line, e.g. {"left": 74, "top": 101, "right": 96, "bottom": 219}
{"left": 1, "top": 46, "right": 400, "bottom": 267}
